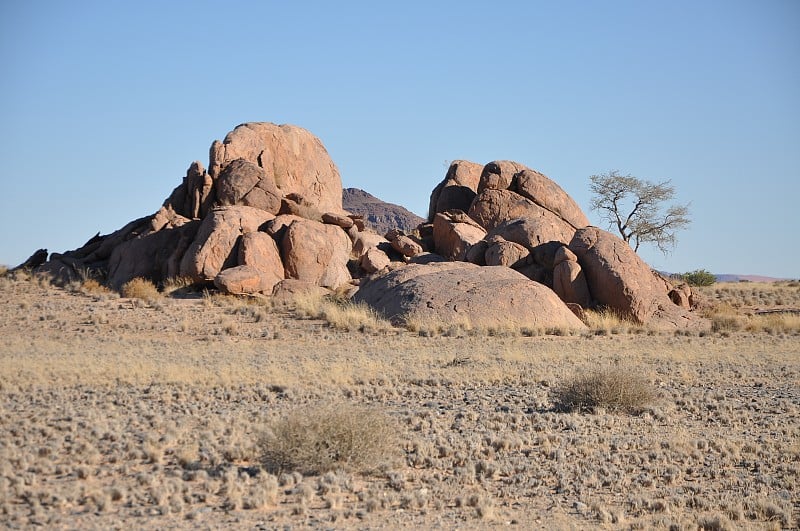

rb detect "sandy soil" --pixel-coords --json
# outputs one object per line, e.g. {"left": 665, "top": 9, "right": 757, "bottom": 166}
{"left": 0, "top": 275, "right": 798, "bottom": 530}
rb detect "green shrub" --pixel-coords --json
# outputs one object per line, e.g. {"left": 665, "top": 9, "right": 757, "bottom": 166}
{"left": 680, "top": 269, "right": 716, "bottom": 286}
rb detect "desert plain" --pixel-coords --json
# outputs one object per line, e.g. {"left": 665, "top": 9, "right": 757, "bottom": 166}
{"left": 1, "top": 272, "right": 798, "bottom": 530}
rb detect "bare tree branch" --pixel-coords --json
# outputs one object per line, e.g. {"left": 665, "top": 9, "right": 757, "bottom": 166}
{"left": 589, "top": 171, "right": 691, "bottom": 255}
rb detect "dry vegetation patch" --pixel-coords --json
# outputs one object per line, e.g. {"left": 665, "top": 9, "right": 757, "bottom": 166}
{"left": 120, "top": 277, "right": 161, "bottom": 301}
{"left": 550, "top": 366, "right": 655, "bottom": 413}
{"left": 0, "top": 274, "right": 798, "bottom": 529}
{"left": 260, "top": 402, "right": 399, "bottom": 475}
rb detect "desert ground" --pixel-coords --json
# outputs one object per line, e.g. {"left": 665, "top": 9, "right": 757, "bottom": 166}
{"left": 1, "top": 272, "right": 798, "bottom": 530}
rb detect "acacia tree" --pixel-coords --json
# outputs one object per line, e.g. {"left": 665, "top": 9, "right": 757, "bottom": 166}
{"left": 589, "top": 171, "right": 690, "bottom": 254}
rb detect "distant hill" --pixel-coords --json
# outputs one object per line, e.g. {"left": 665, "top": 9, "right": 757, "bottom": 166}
{"left": 659, "top": 271, "right": 790, "bottom": 283}
{"left": 342, "top": 188, "right": 425, "bottom": 235}
{"left": 715, "top": 274, "right": 790, "bottom": 283}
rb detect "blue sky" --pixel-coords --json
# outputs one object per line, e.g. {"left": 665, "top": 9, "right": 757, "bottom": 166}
{"left": 1, "top": 1, "right": 798, "bottom": 278}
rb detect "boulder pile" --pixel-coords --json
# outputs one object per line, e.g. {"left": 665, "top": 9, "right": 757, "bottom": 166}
{"left": 34, "top": 122, "right": 707, "bottom": 331}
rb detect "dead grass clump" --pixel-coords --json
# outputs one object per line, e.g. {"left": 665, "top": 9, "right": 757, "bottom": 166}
{"left": 293, "top": 292, "right": 391, "bottom": 333}
{"left": 161, "top": 276, "right": 197, "bottom": 296}
{"left": 260, "top": 402, "right": 398, "bottom": 475}
{"left": 582, "top": 308, "right": 647, "bottom": 335}
{"left": 745, "top": 313, "right": 800, "bottom": 335}
{"left": 120, "top": 278, "right": 161, "bottom": 301}
{"left": 80, "top": 278, "right": 112, "bottom": 296}
{"left": 551, "top": 367, "right": 655, "bottom": 414}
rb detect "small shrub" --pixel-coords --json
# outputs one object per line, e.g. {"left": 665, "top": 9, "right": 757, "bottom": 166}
{"left": 260, "top": 402, "right": 398, "bottom": 475}
{"left": 551, "top": 367, "right": 655, "bottom": 414}
{"left": 80, "top": 279, "right": 111, "bottom": 295}
{"left": 680, "top": 269, "right": 716, "bottom": 286}
{"left": 120, "top": 278, "right": 161, "bottom": 301}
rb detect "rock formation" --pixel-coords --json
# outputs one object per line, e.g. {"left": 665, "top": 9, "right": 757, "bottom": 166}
{"left": 428, "top": 160, "right": 482, "bottom": 221}
{"left": 31, "top": 121, "right": 707, "bottom": 332}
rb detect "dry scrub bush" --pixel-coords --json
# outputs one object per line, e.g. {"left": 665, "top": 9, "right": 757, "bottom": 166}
{"left": 551, "top": 367, "right": 655, "bottom": 414}
{"left": 260, "top": 402, "right": 399, "bottom": 475}
{"left": 80, "top": 278, "right": 112, "bottom": 296}
{"left": 292, "top": 292, "right": 391, "bottom": 333}
{"left": 120, "top": 278, "right": 161, "bottom": 301}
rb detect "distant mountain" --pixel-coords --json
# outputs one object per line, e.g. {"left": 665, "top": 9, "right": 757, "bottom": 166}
{"left": 342, "top": 188, "right": 425, "bottom": 235}
{"left": 659, "top": 271, "right": 790, "bottom": 283}
{"left": 715, "top": 274, "right": 790, "bottom": 283}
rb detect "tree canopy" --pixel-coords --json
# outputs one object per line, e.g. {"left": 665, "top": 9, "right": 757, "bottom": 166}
{"left": 589, "top": 171, "right": 690, "bottom": 254}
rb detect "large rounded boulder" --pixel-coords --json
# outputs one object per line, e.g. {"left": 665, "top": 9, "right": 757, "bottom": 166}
{"left": 510, "top": 169, "right": 590, "bottom": 229}
{"left": 209, "top": 122, "right": 344, "bottom": 213}
{"left": 179, "top": 206, "right": 275, "bottom": 282}
{"left": 428, "top": 160, "right": 482, "bottom": 221}
{"left": 281, "top": 218, "right": 352, "bottom": 289}
{"left": 215, "top": 159, "right": 282, "bottom": 214}
{"left": 570, "top": 227, "right": 708, "bottom": 330}
{"left": 353, "top": 262, "right": 586, "bottom": 330}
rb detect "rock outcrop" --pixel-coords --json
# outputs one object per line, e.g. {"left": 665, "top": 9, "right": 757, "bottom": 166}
{"left": 570, "top": 227, "right": 704, "bottom": 329}
{"left": 215, "top": 159, "right": 282, "bottom": 214}
{"left": 428, "top": 160, "right": 482, "bottom": 221}
{"left": 209, "top": 122, "right": 344, "bottom": 214}
{"left": 30, "top": 121, "right": 706, "bottom": 333}
{"left": 432, "top": 211, "right": 486, "bottom": 261}
{"left": 281, "top": 218, "right": 352, "bottom": 289}
{"left": 180, "top": 206, "right": 275, "bottom": 282}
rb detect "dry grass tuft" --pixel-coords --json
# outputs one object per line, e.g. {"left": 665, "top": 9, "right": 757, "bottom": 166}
{"left": 260, "top": 402, "right": 399, "bottom": 475}
{"left": 582, "top": 308, "right": 648, "bottom": 335}
{"left": 120, "top": 278, "right": 161, "bottom": 301}
{"left": 293, "top": 292, "right": 392, "bottom": 333}
{"left": 551, "top": 367, "right": 655, "bottom": 414}
{"left": 161, "top": 276, "right": 197, "bottom": 296}
{"left": 745, "top": 313, "right": 800, "bottom": 334}
{"left": 80, "top": 278, "right": 112, "bottom": 296}
{"left": 402, "top": 312, "right": 579, "bottom": 338}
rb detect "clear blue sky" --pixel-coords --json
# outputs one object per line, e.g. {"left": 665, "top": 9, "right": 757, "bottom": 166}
{"left": 1, "top": 1, "right": 798, "bottom": 278}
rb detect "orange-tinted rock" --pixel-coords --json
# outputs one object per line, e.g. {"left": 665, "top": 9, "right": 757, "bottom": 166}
{"left": 432, "top": 212, "right": 486, "bottom": 261}
{"left": 476, "top": 161, "right": 528, "bottom": 194}
{"left": 469, "top": 189, "right": 577, "bottom": 238}
{"left": 510, "top": 169, "right": 590, "bottom": 229}
{"left": 484, "top": 237, "right": 529, "bottom": 268}
{"left": 216, "top": 159, "right": 281, "bottom": 214}
{"left": 359, "top": 247, "right": 391, "bottom": 273}
{"left": 391, "top": 235, "right": 424, "bottom": 257}
{"left": 281, "top": 219, "right": 352, "bottom": 289}
{"left": 353, "top": 262, "right": 586, "bottom": 330}
{"left": 238, "top": 231, "right": 284, "bottom": 292}
{"left": 428, "top": 160, "right": 483, "bottom": 221}
{"left": 214, "top": 265, "right": 270, "bottom": 295}
{"left": 179, "top": 206, "right": 275, "bottom": 282}
{"left": 209, "top": 122, "right": 343, "bottom": 213}
{"left": 570, "top": 227, "right": 708, "bottom": 330}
